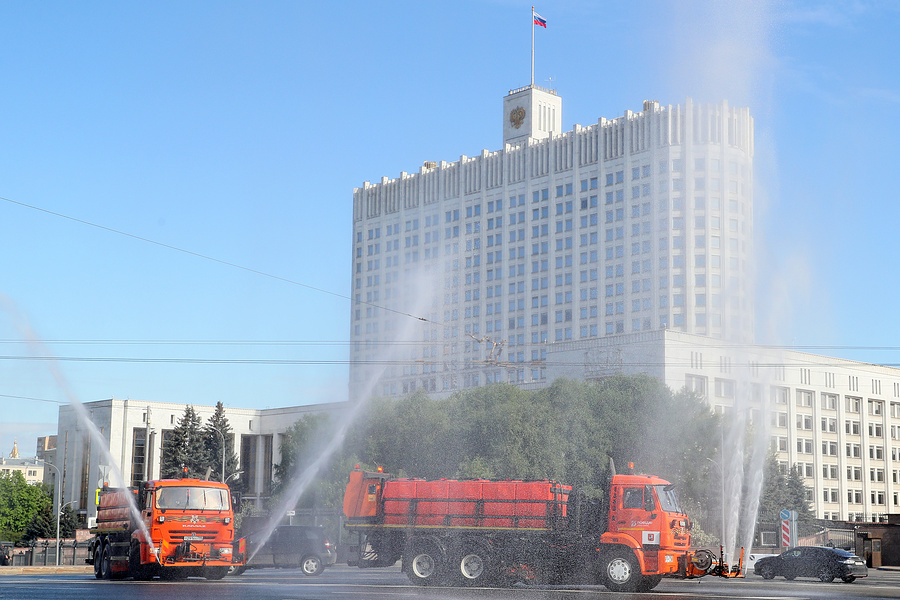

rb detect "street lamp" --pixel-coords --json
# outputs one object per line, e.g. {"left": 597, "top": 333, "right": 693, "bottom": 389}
{"left": 37, "top": 461, "right": 63, "bottom": 566}
{"left": 214, "top": 428, "right": 226, "bottom": 483}
{"left": 56, "top": 500, "right": 77, "bottom": 564}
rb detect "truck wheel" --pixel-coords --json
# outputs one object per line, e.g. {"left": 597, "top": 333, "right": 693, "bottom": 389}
{"left": 161, "top": 568, "right": 190, "bottom": 580}
{"left": 130, "top": 541, "right": 154, "bottom": 581}
{"left": 100, "top": 545, "right": 114, "bottom": 580}
{"left": 300, "top": 555, "right": 324, "bottom": 576}
{"left": 227, "top": 565, "right": 246, "bottom": 576}
{"left": 637, "top": 574, "right": 662, "bottom": 591}
{"left": 457, "top": 544, "right": 495, "bottom": 586}
{"left": 404, "top": 541, "right": 444, "bottom": 586}
{"left": 602, "top": 550, "right": 639, "bottom": 592}
{"left": 204, "top": 567, "right": 229, "bottom": 580}
{"left": 93, "top": 546, "right": 103, "bottom": 579}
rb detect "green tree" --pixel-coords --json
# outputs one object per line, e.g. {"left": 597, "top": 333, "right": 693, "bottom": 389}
{"left": 22, "top": 502, "right": 78, "bottom": 544}
{"left": 272, "top": 412, "right": 359, "bottom": 512}
{"left": 755, "top": 449, "right": 813, "bottom": 533}
{"left": 22, "top": 505, "right": 54, "bottom": 542}
{"left": 203, "top": 401, "right": 239, "bottom": 485}
{"left": 161, "top": 405, "right": 208, "bottom": 479}
{"left": 59, "top": 504, "right": 77, "bottom": 538}
{"left": 0, "top": 472, "right": 51, "bottom": 543}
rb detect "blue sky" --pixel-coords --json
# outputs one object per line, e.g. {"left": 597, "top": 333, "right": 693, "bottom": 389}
{"left": 1, "top": 1, "right": 898, "bottom": 456}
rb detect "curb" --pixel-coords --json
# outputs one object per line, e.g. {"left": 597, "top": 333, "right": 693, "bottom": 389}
{"left": 0, "top": 566, "right": 93, "bottom": 576}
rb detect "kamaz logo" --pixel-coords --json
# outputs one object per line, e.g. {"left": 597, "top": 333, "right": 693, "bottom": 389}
{"left": 190, "top": 515, "right": 201, "bottom": 523}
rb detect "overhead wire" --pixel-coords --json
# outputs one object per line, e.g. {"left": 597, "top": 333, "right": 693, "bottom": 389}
{"left": 2, "top": 196, "right": 899, "bottom": 370}
{"left": 0, "top": 195, "right": 434, "bottom": 327}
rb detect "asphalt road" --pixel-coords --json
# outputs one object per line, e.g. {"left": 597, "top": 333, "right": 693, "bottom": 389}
{"left": 2, "top": 565, "right": 900, "bottom": 600}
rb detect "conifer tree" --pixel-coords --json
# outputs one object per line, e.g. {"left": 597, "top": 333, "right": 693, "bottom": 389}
{"left": 203, "top": 401, "right": 239, "bottom": 485}
{"left": 161, "top": 405, "right": 208, "bottom": 479}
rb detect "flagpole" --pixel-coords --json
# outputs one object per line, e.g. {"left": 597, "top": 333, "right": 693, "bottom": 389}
{"left": 531, "top": 6, "right": 535, "bottom": 87}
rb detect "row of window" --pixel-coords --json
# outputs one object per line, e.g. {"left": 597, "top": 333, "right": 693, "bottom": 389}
{"left": 780, "top": 437, "right": 890, "bottom": 460}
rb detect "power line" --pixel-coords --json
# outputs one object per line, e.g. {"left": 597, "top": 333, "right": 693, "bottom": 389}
{"left": 0, "top": 393, "right": 67, "bottom": 404}
{"left": 0, "top": 338, "right": 425, "bottom": 347}
{"left": 0, "top": 195, "right": 436, "bottom": 327}
{"left": 3, "top": 338, "right": 900, "bottom": 353}
{"left": 0, "top": 355, "right": 897, "bottom": 369}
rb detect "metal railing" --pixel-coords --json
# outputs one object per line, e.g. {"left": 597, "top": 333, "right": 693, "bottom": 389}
{"left": 3, "top": 540, "right": 92, "bottom": 567}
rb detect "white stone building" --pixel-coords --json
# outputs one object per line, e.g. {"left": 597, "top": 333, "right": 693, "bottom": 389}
{"left": 52, "top": 399, "right": 346, "bottom": 526}
{"left": 350, "top": 86, "right": 754, "bottom": 400}
{"left": 0, "top": 440, "right": 44, "bottom": 485}
{"left": 548, "top": 330, "right": 900, "bottom": 523}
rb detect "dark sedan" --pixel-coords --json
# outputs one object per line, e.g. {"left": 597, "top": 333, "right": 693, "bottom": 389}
{"left": 754, "top": 546, "right": 867, "bottom": 583}
{"left": 230, "top": 525, "right": 337, "bottom": 576}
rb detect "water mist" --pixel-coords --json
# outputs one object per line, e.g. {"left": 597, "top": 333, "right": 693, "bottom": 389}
{"left": 0, "top": 295, "right": 156, "bottom": 555}
{"left": 246, "top": 262, "right": 443, "bottom": 562}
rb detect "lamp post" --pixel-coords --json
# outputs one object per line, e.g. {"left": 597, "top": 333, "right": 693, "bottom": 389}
{"left": 56, "top": 500, "right": 77, "bottom": 565}
{"left": 214, "top": 428, "right": 226, "bottom": 483}
{"left": 38, "top": 461, "right": 62, "bottom": 565}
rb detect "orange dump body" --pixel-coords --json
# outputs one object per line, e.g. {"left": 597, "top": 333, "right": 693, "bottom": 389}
{"left": 345, "top": 470, "right": 570, "bottom": 530}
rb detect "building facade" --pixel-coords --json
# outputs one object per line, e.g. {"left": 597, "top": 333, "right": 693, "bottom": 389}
{"left": 350, "top": 87, "right": 754, "bottom": 400}
{"left": 549, "top": 330, "right": 900, "bottom": 523}
{"left": 53, "top": 399, "right": 345, "bottom": 526}
{"left": 0, "top": 440, "right": 44, "bottom": 485}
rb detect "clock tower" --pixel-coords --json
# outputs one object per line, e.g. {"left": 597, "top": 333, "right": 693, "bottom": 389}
{"left": 503, "top": 84, "right": 562, "bottom": 146}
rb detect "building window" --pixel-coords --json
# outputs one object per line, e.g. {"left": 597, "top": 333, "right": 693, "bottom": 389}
{"left": 714, "top": 378, "right": 735, "bottom": 399}
{"left": 131, "top": 428, "right": 146, "bottom": 487}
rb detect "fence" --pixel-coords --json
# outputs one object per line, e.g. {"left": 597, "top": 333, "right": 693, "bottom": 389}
{"left": 4, "top": 540, "right": 92, "bottom": 567}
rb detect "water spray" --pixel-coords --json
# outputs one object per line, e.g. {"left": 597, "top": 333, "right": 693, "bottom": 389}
{"left": 0, "top": 295, "right": 157, "bottom": 557}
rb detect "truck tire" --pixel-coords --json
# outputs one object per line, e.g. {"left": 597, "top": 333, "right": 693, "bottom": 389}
{"left": 227, "top": 565, "right": 246, "bottom": 576}
{"left": 602, "top": 549, "right": 640, "bottom": 592}
{"left": 93, "top": 545, "right": 103, "bottom": 579}
{"left": 129, "top": 541, "right": 154, "bottom": 581}
{"left": 203, "top": 567, "right": 229, "bottom": 580}
{"left": 637, "top": 574, "right": 662, "bottom": 591}
{"left": 160, "top": 568, "right": 190, "bottom": 580}
{"left": 404, "top": 540, "right": 445, "bottom": 586}
{"left": 456, "top": 542, "right": 495, "bottom": 586}
{"left": 100, "top": 545, "right": 114, "bottom": 580}
{"left": 300, "top": 555, "right": 324, "bottom": 576}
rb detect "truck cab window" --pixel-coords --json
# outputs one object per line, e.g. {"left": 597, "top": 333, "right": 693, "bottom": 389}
{"left": 623, "top": 487, "right": 644, "bottom": 509}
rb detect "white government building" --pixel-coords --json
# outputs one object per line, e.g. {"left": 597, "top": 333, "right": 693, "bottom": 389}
{"left": 350, "top": 86, "right": 754, "bottom": 398}
{"left": 348, "top": 83, "right": 900, "bottom": 523}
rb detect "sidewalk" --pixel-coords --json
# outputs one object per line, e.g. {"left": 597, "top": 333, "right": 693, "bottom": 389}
{"left": 0, "top": 565, "right": 93, "bottom": 575}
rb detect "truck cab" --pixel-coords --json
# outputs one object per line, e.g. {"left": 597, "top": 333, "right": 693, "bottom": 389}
{"left": 602, "top": 473, "right": 692, "bottom": 577}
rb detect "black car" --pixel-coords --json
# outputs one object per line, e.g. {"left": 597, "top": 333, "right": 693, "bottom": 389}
{"left": 230, "top": 525, "right": 336, "bottom": 576}
{"left": 753, "top": 546, "right": 867, "bottom": 583}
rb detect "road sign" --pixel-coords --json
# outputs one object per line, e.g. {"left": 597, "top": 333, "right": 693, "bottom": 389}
{"left": 97, "top": 465, "right": 111, "bottom": 488}
{"left": 780, "top": 509, "right": 797, "bottom": 548}
{"left": 286, "top": 510, "right": 295, "bottom": 517}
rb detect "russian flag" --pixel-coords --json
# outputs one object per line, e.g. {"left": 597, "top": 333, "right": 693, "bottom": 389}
{"left": 533, "top": 12, "right": 547, "bottom": 28}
